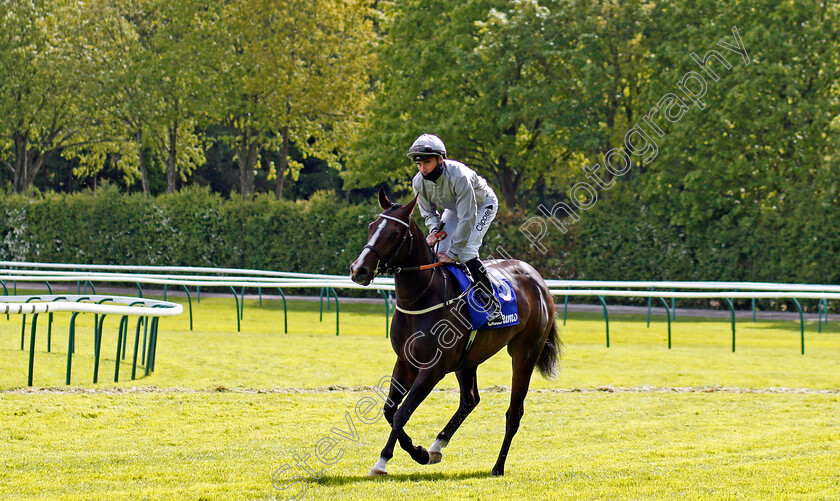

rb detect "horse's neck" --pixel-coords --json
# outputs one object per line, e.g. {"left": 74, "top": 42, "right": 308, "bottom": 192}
{"left": 407, "top": 219, "right": 436, "bottom": 266}
{"left": 393, "top": 221, "right": 446, "bottom": 302}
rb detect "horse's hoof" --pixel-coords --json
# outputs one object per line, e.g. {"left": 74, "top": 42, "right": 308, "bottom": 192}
{"left": 428, "top": 451, "right": 442, "bottom": 464}
{"left": 491, "top": 468, "right": 504, "bottom": 476}
{"left": 369, "top": 468, "right": 388, "bottom": 476}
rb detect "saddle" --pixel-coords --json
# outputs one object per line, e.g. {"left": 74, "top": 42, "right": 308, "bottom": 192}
{"left": 444, "top": 265, "right": 520, "bottom": 330}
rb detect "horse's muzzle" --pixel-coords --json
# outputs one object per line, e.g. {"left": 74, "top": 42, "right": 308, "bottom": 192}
{"left": 350, "top": 262, "right": 373, "bottom": 286}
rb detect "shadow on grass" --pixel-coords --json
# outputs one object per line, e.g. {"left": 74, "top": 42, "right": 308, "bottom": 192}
{"left": 312, "top": 469, "right": 493, "bottom": 486}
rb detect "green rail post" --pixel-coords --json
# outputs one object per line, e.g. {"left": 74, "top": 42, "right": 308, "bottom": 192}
{"left": 126, "top": 301, "right": 146, "bottom": 361}
{"left": 258, "top": 287, "right": 262, "bottom": 306}
{"left": 85, "top": 281, "right": 97, "bottom": 294}
{"left": 229, "top": 286, "right": 240, "bottom": 332}
{"left": 657, "top": 297, "right": 671, "bottom": 349}
{"left": 115, "top": 316, "right": 128, "bottom": 382}
{"left": 146, "top": 316, "right": 160, "bottom": 374}
{"left": 179, "top": 285, "right": 193, "bottom": 330}
{"left": 319, "top": 287, "right": 327, "bottom": 322}
{"left": 597, "top": 295, "right": 609, "bottom": 348}
{"left": 197, "top": 286, "right": 201, "bottom": 303}
{"left": 47, "top": 293, "right": 62, "bottom": 355}
{"left": 647, "top": 287, "right": 655, "bottom": 328}
{"left": 751, "top": 297, "right": 756, "bottom": 322}
{"left": 135, "top": 283, "right": 143, "bottom": 298}
{"left": 93, "top": 313, "right": 107, "bottom": 384}
{"left": 276, "top": 288, "right": 288, "bottom": 333}
{"left": 240, "top": 286, "right": 245, "bottom": 320}
{"left": 132, "top": 317, "right": 144, "bottom": 380}
{"left": 328, "top": 287, "right": 340, "bottom": 336}
{"left": 20, "top": 297, "right": 41, "bottom": 351}
{"left": 724, "top": 298, "right": 736, "bottom": 352}
{"left": 145, "top": 318, "right": 154, "bottom": 376}
{"left": 47, "top": 312, "right": 53, "bottom": 353}
{"left": 27, "top": 313, "right": 39, "bottom": 386}
{"left": 163, "top": 284, "right": 168, "bottom": 300}
{"left": 141, "top": 317, "right": 147, "bottom": 365}
{"left": 71, "top": 297, "right": 91, "bottom": 356}
{"left": 66, "top": 312, "right": 81, "bottom": 385}
{"left": 791, "top": 298, "right": 805, "bottom": 355}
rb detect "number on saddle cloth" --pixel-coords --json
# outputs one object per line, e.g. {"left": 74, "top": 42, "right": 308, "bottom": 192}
{"left": 443, "top": 264, "right": 520, "bottom": 330}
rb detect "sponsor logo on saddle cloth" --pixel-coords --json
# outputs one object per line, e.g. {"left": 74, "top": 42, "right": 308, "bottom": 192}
{"left": 444, "top": 265, "right": 520, "bottom": 330}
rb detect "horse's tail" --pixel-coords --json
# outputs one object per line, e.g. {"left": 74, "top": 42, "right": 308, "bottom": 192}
{"left": 536, "top": 317, "right": 562, "bottom": 379}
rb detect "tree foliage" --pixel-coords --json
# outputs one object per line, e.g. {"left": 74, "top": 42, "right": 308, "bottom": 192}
{"left": 205, "top": 0, "right": 376, "bottom": 200}
{"left": 0, "top": 0, "right": 90, "bottom": 193}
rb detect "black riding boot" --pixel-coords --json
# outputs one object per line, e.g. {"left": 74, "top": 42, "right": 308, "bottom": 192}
{"left": 465, "top": 258, "right": 501, "bottom": 319}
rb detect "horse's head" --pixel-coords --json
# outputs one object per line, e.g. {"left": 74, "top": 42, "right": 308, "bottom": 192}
{"left": 350, "top": 187, "right": 418, "bottom": 285}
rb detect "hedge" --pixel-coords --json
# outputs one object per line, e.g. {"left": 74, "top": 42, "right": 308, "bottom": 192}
{"left": 2, "top": 184, "right": 836, "bottom": 298}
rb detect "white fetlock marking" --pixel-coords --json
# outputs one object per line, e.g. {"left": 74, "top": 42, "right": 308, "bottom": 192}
{"left": 429, "top": 439, "right": 448, "bottom": 454}
{"left": 373, "top": 457, "right": 388, "bottom": 472}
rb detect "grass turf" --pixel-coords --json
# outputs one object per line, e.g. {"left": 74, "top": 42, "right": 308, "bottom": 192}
{"left": 1, "top": 295, "right": 839, "bottom": 500}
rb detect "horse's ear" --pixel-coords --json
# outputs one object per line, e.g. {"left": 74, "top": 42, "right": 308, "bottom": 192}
{"left": 378, "top": 187, "right": 392, "bottom": 210}
{"left": 403, "top": 194, "right": 418, "bottom": 214}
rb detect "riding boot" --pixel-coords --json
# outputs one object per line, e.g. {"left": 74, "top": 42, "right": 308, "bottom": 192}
{"left": 465, "top": 258, "right": 501, "bottom": 319}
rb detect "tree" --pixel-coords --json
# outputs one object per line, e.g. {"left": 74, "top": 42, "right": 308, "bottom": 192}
{"left": 343, "top": 0, "right": 655, "bottom": 207}
{"left": 43, "top": 0, "right": 206, "bottom": 196}
{"left": 205, "top": 0, "right": 376, "bottom": 200}
{"left": 0, "top": 0, "right": 90, "bottom": 192}
{"left": 635, "top": 0, "right": 840, "bottom": 228}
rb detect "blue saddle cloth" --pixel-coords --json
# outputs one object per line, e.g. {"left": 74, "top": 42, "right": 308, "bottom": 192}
{"left": 445, "top": 264, "right": 520, "bottom": 330}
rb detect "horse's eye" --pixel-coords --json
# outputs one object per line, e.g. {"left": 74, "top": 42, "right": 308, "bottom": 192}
{"left": 388, "top": 230, "right": 398, "bottom": 240}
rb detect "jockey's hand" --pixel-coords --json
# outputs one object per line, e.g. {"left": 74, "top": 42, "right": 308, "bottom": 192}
{"left": 436, "top": 252, "right": 456, "bottom": 264}
{"left": 426, "top": 231, "right": 447, "bottom": 247}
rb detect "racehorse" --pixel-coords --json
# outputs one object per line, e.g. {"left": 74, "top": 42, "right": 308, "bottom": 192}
{"left": 349, "top": 188, "right": 561, "bottom": 476}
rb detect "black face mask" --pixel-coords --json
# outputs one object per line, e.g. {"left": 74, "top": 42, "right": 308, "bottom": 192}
{"left": 422, "top": 161, "right": 443, "bottom": 183}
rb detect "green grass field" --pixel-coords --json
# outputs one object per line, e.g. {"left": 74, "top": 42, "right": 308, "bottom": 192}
{"left": 1, "top": 295, "right": 839, "bottom": 500}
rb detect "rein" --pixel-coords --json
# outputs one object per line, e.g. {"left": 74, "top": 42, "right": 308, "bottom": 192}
{"left": 366, "top": 213, "right": 447, "bottom": 275}
{"left": 364, "top": 208, "right": 478, "bottom": 367}
{"left": 365, "top": 210, "right": 465, "bottom": 314}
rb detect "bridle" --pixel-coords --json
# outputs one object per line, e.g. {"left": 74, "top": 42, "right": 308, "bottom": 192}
{"left": 364, "top": 213, "right": 445, "bottom": 276}
{"left": 364, "top": 214, "right": 414, "bottom": 276}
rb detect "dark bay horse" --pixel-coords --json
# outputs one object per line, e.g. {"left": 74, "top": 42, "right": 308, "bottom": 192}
{"left": 349, "top": 188, "right": 561, "bottom": 476}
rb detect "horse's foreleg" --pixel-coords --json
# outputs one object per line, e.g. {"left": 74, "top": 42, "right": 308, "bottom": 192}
{"left": 384, "top": 390, "right": 432, "bottom": 466}
{"left": 491, "top": 351, "right": 539, "bottom": 476}
{"left": 379, "top": 361, "right": 430, "bottom": 467}
{"left": 427, "top": 367, "right": 480, "bottom": 464}
{"left": 370, "top": 371, "right": 440, "bottom": 476}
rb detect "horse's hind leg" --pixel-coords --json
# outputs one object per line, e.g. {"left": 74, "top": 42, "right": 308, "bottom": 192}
{"left": 427, "top": 367, "right": 480, "bottom": 464}
{"left": 491, "top": 347, "right": 540, "bottom": 476}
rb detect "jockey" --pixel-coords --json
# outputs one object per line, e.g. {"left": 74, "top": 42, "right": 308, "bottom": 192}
{"left": 408, "top": 133, "right": 501, "bottom": 317}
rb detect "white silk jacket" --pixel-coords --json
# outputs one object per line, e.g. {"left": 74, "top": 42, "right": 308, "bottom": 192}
{"left": 411, "top": 159, "right": 497, "bottom": 259}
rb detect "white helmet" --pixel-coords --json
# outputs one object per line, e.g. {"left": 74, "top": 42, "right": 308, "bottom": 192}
{"left": 407, "top": 134, "right": 446, "bottom": 162}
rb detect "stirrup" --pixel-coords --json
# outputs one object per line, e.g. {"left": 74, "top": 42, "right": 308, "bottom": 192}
{"left": 476, "top": 289, "right": 502, "bottom": 320}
